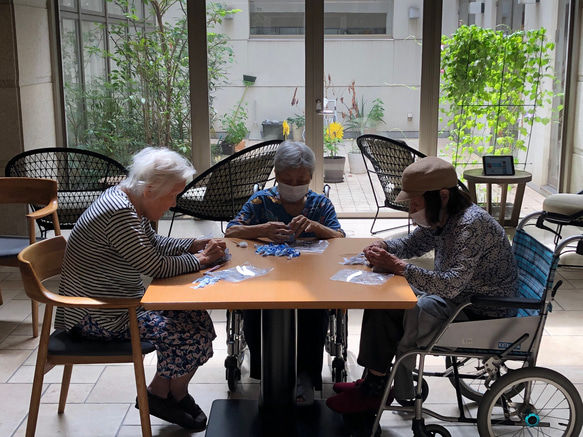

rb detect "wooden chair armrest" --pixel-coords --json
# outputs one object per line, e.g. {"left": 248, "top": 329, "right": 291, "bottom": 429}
{"left": 46, "top": 290, "right": 143, "bottom": 310}
{"left": 27, "top": 201, "right": 59, "bottom": 221}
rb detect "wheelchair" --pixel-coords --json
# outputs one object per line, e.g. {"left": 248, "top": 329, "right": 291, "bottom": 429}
{"left": 362, "top": 211, "right": 583, "bottom": 437}
{"left": 224, "top": 308, "right": 349, "bottom": 391}
{"left": 224, "top": 183, "right": 349, "bottom": 391}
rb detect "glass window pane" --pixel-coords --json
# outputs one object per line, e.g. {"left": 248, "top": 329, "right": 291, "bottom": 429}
{"left": 81, "top": 21, "right": 107, "bottom": 87}
{"left": 61, "top": 19, "right": 82, "bottom": 148}
{"left": 60, "top": 0, "right": 77, "bottom": 9}
{"left": 211, "top": 1, "right": 305, "bottom": 163}
{"left": 324, "top": 0, "right": 397, "bottom": 215}
{"left": 108, "top": 1, "right": 125, "bottom": 16}
{"left": 81, "top": 0, "right": 104, "bottom": 13}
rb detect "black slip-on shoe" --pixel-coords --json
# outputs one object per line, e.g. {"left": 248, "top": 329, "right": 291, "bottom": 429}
{"left": 177, "top": 393, "right": 207, "bottom": 429}
{"left": 135, "top": 391, "right": 206, "bottom": 432}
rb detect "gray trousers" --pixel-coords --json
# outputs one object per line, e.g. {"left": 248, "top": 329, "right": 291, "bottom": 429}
{"left": 357, "top": 291, "right": 467, "bottom": 399}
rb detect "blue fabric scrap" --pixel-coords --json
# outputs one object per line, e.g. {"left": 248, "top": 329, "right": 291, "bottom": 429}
{"left": 254, "top": 243, "right": 301, "bottom": 259}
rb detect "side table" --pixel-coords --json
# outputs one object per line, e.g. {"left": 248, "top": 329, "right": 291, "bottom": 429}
{"left": 463, "top": 168, "right": 532, "bottom": 227}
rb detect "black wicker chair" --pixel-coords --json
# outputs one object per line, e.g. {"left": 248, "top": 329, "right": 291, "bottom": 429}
{"left": 5, "top": 148, "right": 127, "bottom": 236}
{"left": 357, "top": 134, "right": 467, "bottom": 235}
{"left": 168, "top": 139, "right": 282, "bottom": 235}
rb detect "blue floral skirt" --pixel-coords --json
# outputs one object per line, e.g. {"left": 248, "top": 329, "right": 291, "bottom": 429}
{"left": 75, "top": 310, "right": 216, "bottom": 379}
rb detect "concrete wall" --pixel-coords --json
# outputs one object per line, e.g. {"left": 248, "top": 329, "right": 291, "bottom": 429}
{"left": 0, "top": 0, "right": 55, "bottom": 235}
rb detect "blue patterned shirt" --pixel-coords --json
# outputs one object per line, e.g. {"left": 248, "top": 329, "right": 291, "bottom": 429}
{"left": 226, "top": 187, "right": 345, "bottom": 238}
{"left": 384, "top": 204, "right": 518, "bottom": 318}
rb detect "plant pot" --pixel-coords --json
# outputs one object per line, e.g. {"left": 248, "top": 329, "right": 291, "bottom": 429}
{"left": 347, "top": 151, "right": 366, "bottom": 174}
{"left": 291, "top": 125, "right": 304, "bottom": 142}
{"left": 234, "top": 139, "right": 246, "bottom": 153}
{"left": 221, "top": 142, "right": 235, "bottom": 155}
{"left": 323, "top": 156, "right": 346, "bottom": 183}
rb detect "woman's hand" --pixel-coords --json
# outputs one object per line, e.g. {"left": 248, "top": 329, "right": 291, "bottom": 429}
{"left": 288, "top": 216, "right": 343, "bottom": 239}
{"left": 189, "top": 238, "right": 211, "bottom": 253}
{"left": 194, "top": 239, "right": 227, "bottom": 266}
{"left": 363, "top": 244, "right": 407, "bottom": 276}
{"left": 262, "top": 221, "right": 294, "bottom": 243}
{"left": 364, "top": 240, "right": 388, "bottom": 252}
{"left": 289, "top": 215, "right": 314, "bottom": 236}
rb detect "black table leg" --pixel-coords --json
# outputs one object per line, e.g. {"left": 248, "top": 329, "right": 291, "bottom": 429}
{"left": 260, "top": 308, "right": 297, "bottom": 435}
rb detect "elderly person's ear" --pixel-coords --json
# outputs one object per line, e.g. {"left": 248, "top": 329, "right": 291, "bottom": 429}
{"left": 439, "top": 188, "right": 450, "bottom": 208}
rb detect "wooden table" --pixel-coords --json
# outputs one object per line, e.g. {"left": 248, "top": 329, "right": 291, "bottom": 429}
{"left": 142, "top": 238, "right": 416, "bottom": 437}
{"left": 463, "top": 168, "right": 532, "bottom": 227}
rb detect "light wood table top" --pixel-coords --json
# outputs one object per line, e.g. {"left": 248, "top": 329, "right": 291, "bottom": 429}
{"left": 142, "top": 238, "right": 417, "bottom": 311}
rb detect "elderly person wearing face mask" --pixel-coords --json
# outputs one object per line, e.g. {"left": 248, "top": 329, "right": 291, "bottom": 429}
{"left": 326, "top": 156, "right": 518, "bottom": 415}
{"left": 225, "top": 140, "right": 345, "bottom": 405}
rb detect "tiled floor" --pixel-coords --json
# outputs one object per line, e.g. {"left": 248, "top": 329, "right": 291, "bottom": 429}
{"left": 1, "top": 205, "right": 583, "bottom": 436}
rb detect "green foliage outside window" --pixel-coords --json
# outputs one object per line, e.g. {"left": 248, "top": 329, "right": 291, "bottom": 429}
{"left": 439, "top": 25, "right": 560, "bottom": 172}
{"left": 63, "top": 0, "right": 239, "bottom": 166}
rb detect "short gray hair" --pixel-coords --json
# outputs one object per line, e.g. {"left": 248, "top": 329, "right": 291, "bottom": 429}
{"left": 120, "top": 147, "right": 196, "bottom": 198}
{"left": 274, "top": 141, "right": 316, "bottom": 175}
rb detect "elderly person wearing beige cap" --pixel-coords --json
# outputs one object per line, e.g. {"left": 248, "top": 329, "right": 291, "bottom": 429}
{"left": 326, "top": 156, "right": 518, "bottom": 415}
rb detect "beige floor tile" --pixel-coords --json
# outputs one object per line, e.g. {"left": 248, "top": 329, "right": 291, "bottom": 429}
{"left": 0, "top": 333, "right": 40, "bottom": 350}
{"left": 538, "top": 336, "right": 583, "bottom": 367}
{"left": 0, "top": 300, "right": 35, "bottom": 326}
{"left": 10, "top": 363, "right": 106, "bottom": 385}
{"left": 0, "top": 348, "right": 33, "bottom": 383}
{"left": 12, "top": 403, "right": 129, "bottom": 437}
{"left": 0, "top": 383, "right": 35, "bottom": 437}
{"left": 544, "top": 311, "right": 583, "bottom": 336}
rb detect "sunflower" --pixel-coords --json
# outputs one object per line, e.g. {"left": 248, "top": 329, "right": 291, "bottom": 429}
{"left": 326, "top": 121, "right": 344, "bottom": 140}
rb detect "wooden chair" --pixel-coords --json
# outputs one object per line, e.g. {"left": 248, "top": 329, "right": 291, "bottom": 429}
{"left": 168, "top": 139, "right": 281, "bottom": 235}
{"left": 0, "top": 177, "right": 61, "bottom": 337}
{"left": 17, "top": 236, "right": 155, "bottom": 437}
{"left": 5, "top": 147, "right": 127, "bottom": 237}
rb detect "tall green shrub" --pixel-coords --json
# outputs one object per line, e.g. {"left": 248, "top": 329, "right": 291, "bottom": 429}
{"left": 440, "top": 25, "right": 559, "bottom": 172}
{"left": 65, "top": 0, "right": 238, "bottom": 165}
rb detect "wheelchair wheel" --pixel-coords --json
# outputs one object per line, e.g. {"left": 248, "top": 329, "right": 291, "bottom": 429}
{"left": 225, "top": 355, "right": 241, "bottom": 392}
{"left": 332, "top": 357, "right": 347, "bottom": 383}
{"left": 424, "top": 424, "right": 451, "bottom": 437}
{"left": 477, "top": 367, "right": 583, "bottom": 436}
{"left": 396, "top": 377, "right": 429, "bottom": 407}
{"left": 445, "top": 356, "right": 524, "bottom": 403}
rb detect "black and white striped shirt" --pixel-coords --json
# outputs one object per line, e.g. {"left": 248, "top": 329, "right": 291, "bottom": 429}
{"left": 56, "top": 186, "right": 200, "bottom": 332}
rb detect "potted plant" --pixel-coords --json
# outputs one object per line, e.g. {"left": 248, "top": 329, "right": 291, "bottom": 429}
{"left": 340, "top": 83, "right": 385, "bottom": 136}
{"left": 347, "top": 140, "right": 366, "bottom": 174}
{"left": 221, "top": 103, "right": 248, "bottom": 155}
{"left": 286, "top": 113, "right": 305, "bottom": 142}
{"left": 323, "top": 121, "right": 345, "bottom": 183}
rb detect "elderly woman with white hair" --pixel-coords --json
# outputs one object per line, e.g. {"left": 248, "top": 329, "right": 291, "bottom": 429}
{"left": 225, "top": 140, "right": 345, "bottom": 405}
{"left": 56, "top": 147, "right": 226, "bottom": 432}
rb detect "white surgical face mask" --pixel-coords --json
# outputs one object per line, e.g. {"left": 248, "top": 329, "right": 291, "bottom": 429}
{"left": 410, "top": 208, "right": 432, "bottom": 228}
{"left": 278, "top": 182, "right": 309, "bottom": 202}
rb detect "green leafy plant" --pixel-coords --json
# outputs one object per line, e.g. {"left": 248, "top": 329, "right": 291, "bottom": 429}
{"left": 221, "top": 102, "right": 248, "bottom": 145}
{"left": 340, "top": 81, "right": 385, "bottom": 135}
{"left": 62, "top": 0, "right": 239, "bottom": 164}
{"left": 324, "top": 121, "right": 344, "bottom": 157}
{"left": 440, "top": 25, "right": 559, "bottom": 171}
{"left": 286, "top": 113, "right": 305, "bottom": 129}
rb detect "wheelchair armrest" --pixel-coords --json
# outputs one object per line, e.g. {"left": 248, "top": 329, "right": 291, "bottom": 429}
{"left": 471, "top": 295, "right": 543, "bottom": 310}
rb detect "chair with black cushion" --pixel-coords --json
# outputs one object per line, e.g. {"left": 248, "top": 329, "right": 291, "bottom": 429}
{"left": 357, "top": 134, "right": 468, "bottom": 235}
{"left": 168, "top": 139, "right": 282, "bottom": 235}
{"left": 5, "top": 147, "right": 127, "bottom": 237}
{"left": 0, "top": 177, "right": 61, "bottom": 337}
{"left": 18, "top": 235, "right": 155, "bottom": 437}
